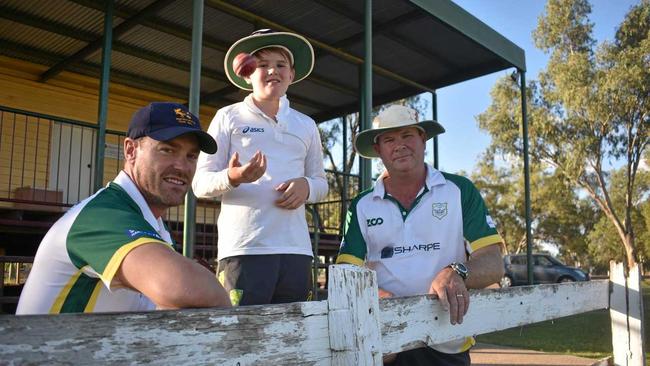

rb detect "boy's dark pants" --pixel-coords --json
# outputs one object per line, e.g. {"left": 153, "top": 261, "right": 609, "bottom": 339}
{"left": 217, "top": 254, "right": 312, "bottom": 306}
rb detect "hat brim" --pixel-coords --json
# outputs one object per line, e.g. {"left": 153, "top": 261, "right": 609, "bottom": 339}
{"left": 354, "top": 121, "right": 445, "bottom": 158}
{"left": 148, "top": 127, "right": 217, "bottom": 154}
{"left": 225, "top": 32, "right": 314, "bottom": 91}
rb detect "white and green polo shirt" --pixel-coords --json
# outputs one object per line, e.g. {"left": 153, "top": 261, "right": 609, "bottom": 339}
{"left": 337, "top": 164, "right": 502, "bottom": 354}
{"left": 16, "top": 171, "right": 175, "bottom": 314}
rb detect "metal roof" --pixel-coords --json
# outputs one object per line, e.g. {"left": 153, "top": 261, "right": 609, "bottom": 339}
{"left": 0, "top": 0, "right": 525, "bottom": 123}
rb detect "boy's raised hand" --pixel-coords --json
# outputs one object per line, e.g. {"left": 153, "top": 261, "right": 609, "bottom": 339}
{"left": 227, "top": 150, "right": 267, "bottom": 186}
{"left": 275, "top": 177, "right": 310, "bottom": 209}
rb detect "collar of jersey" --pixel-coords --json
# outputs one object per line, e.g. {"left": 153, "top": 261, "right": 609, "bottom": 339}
{"left": 113, "top": 170, "right": 167, "bottom": 235}
{"left": 243, "top": 93, "right": 291, "bottom": 122}
{"left": 372, "top": 163, "right": 446, "bottom": 199}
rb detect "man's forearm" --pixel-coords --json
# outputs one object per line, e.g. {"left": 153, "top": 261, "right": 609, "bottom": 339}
{"left": 464, "top": 244, "right": 504, "bottom": 289}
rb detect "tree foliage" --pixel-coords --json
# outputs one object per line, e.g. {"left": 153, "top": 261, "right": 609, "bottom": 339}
{"left": 477, "top": 0, "right": 649, "bottom": 268}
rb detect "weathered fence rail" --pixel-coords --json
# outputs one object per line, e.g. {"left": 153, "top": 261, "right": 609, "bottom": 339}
{"left": 0, "top": 262, "right": 645, "bottom": 365}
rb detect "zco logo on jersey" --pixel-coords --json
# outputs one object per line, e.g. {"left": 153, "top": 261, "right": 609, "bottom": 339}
{"left": 242, "top": 126, "right": 264, "bottom": 133}
{"left": 432, "top": 202, "right": 447, "bottom": 220}
{"left": 367, "top": 217, "right": 384, "bottom": 227}
{"left": 380, "top": 242, "right": 441, "bottom": 258}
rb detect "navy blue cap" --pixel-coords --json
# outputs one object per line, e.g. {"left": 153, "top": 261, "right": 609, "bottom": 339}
{"left": 127, "top": 102, "right": 217, "bottom": 154}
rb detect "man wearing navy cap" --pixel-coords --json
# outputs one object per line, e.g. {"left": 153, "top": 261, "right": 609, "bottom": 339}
{"left": 17, "top": 102, "right": 230, "bottom": 314}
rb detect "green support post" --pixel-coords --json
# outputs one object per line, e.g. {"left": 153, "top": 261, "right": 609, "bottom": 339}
{"left": 359, "top": 0, "right": 373, "bottom": 190}
{"left": 520, "top": 71, "right": 533, "bottom": 285}
{"left": 183, "top": 0, "right": 204, "bottom": 259}
{"left": 432, "top": 91, "right": 439, "bottom": 170}
{"left": 93, "top": 0, "right": 113, "bottom": 192}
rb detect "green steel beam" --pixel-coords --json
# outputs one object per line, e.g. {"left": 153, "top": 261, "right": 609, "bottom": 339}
{"left": 359, "top": 0, "right": 373, "bottom": 191}
{"left": 93, "top": 0, "right": 113, "bottom": 193}
{"left": 206, "top": 0, "right": 435, "bottom": 93}
{"left": 409, "top": 0, "right": 526, "bottom": 72}
{"left": 184, "top": 0, "right": 205, "bottom": 259}
{"left": 40, "top": 0, "right": 176, "bottom": 82}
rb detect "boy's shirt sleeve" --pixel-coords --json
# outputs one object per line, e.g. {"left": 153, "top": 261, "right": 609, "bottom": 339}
{"left": 193, "top": 108, "right": 235, "bottom": 198}
{"left": 304, "top": 118, "right": 328, "bottom": 203}
{"left": 336, "top": 199, "right": 367, "bottom": 266}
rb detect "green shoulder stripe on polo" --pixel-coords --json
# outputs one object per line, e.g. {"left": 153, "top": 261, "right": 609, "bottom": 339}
{"left": 337, "top": 189, "right": 373, "bottom": 264}
{"left": 441, "top": 172, "right": 498, "bottom": 242}
{"left": 67, "top": 182, "right": 165, "bottom": 278}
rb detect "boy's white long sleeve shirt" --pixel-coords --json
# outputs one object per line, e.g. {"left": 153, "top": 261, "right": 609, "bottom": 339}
{"left": 192, "top": 94, "right": 328, "bottom": 260}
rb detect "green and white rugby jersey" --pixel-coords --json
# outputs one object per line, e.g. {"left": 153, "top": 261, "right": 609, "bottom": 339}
{"left": 16, "top": 171, "right": 174, "bottom": 314}
{"left": 337, "top": 164, "right": 502, "bottom": 354}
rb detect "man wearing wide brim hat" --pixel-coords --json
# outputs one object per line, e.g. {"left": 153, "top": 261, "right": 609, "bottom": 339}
{"left": 337, "top": 104, "right": 505, "bottom": 366}
{"left": 193, "top": 30, "right": 328, "bottom": 307}
{"left": 354, "top": 104, "right": 445, "bottom": 159}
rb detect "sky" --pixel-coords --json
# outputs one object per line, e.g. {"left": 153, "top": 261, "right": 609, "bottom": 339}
{"left": 428, "top": 0, "right": 640, "bottom": 174}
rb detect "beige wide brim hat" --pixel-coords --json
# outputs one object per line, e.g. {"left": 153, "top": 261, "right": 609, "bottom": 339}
{"left": 354, "top": 105, "right": 445, "bottom": 158}
{"left": 224, "top": 29, "right": 315, "bottom": 91}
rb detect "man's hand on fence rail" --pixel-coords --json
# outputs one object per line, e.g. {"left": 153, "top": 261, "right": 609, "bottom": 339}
{"left": 428, "top": 267, "right": 469, "bottom": 325}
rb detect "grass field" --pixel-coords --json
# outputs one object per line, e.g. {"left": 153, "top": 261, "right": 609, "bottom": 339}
{"left": 476, "top": 280, "right": 649, "bottom": 361}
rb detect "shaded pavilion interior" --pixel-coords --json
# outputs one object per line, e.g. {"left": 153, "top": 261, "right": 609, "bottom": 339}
{"left": 0, "top": 0, "right": 537, "bottom": 301}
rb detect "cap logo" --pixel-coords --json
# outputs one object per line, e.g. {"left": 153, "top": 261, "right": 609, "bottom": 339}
{"left": 174, "top": 108, "right": 195, "bottom": 126}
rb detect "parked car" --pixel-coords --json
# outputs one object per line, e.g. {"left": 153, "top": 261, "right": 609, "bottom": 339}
{"left": 500, "top": 254, "right": 589, "bottom": 287}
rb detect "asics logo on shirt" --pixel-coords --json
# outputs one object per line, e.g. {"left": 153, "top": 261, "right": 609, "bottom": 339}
{"left": 367, "top": 217, "right": 384, "bottom": 227}
{"left": 242, "top": 126, "right": 264, "bottom": 133}
{"left": 380, "top": 242, "right": 441, "bottom": 258}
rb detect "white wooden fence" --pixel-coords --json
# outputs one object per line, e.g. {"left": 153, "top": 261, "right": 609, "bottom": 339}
{"left": 0, "top": 262, "right": 645, "bottom": 365}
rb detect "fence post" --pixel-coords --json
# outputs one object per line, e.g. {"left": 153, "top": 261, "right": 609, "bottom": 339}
{"left": 610, "top": 261, "right": 646, "bottom": 366}
{"left": 327, "top": 264, "right": 382, "bottom": 365}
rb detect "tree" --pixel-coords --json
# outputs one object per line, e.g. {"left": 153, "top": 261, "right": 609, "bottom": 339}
{"left": 587, "top": 162, "right": 650, "bottom": 271}
{"left": 477, "top": 0, "right": 649, "bottom": 268}
{"left": 471, "top": 152, "right": 598, "bottom": 266}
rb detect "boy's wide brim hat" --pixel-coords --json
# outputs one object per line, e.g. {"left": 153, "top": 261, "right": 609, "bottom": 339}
{"left": 354, "top": 105, "right": 445, "bottom": 158}
{"left": 224, "top": 29, "right": 315, "bottom": 91}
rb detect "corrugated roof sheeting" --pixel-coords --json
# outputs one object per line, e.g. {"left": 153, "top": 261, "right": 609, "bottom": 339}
{"left": 202, "top": 48, "right": 226, "bottom": 73}
{"left": 90, "top": 51, "right": 190, "bottom": 89}
{"left": 202, "top": 8, "right": 253, "bottom": 47}
{"left": 2, "top": 0, "right": 108, "bottom": 35}
{"left": 311, "top": 54, "right": 359, "bottom": 90}
{"left": 290, "top": 81, "right": 356, "bottom": 114}
{"left": 119, "top": 25, "right": 193, "bottom": 62}
{"left": 0, "top": 0, "right": 525, "bottom": 116}
{"left": 0, "top": 19, "right": 87, "bottom": 57}
{"left": 154, "top": 0, "right": 193, "bottom": 29}
{"left": 118, "top": 0, "right": 158, "bottom": 11}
